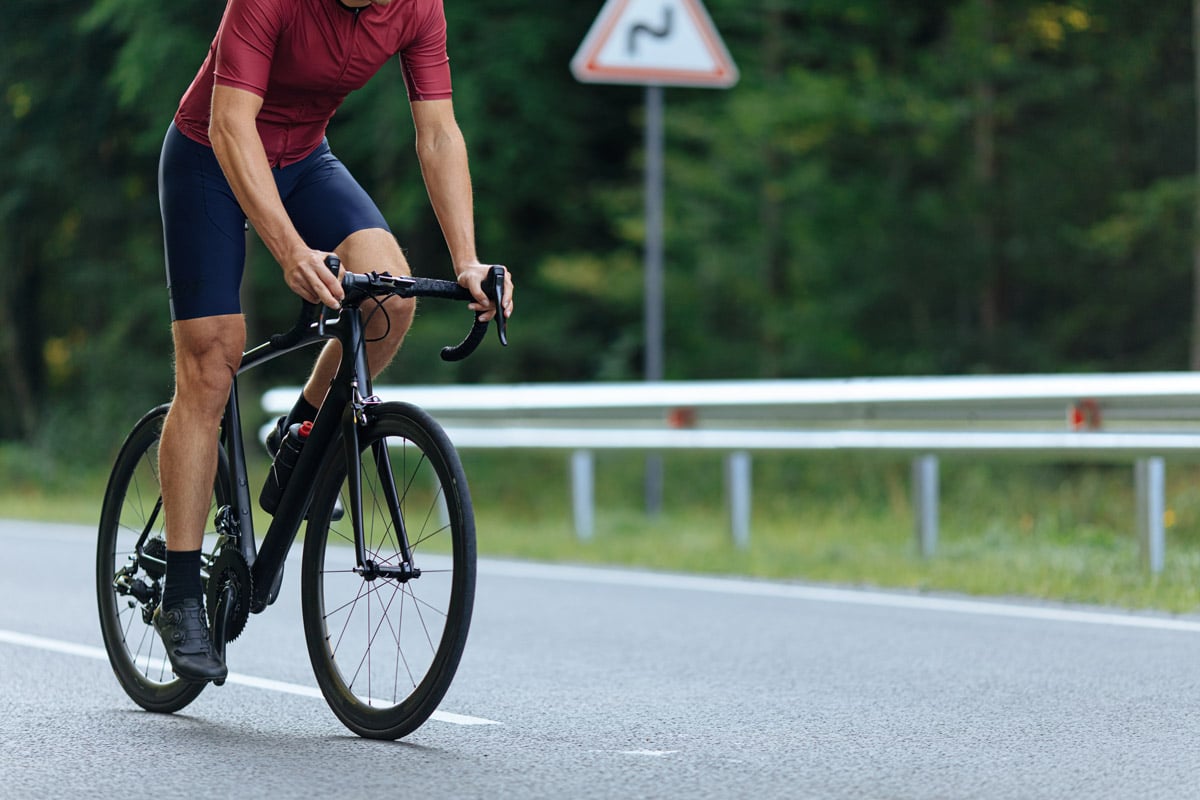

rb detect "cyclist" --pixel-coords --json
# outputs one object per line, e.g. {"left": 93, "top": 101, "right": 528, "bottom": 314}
{"left": 154, "top": 0, "right": 513, "bottom": 682}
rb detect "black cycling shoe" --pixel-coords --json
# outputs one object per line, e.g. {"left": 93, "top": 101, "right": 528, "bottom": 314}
{"left": 153, "top": 597, "right": 228, "bottom": 683}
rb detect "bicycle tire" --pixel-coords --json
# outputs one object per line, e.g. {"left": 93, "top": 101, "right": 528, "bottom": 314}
{"left": 96, "top": 404, "right": 227, "bottom": 713}
{"left": 301, "top": 402, "right": 476, "bottom": 740}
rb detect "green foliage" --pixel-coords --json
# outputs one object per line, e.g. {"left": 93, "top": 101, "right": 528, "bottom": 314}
{"left": 1, "top": 0, "right": 1197, "bottom": 459}
{"left": 7, "top": 446, "right": 1200, "bottom": 611}
{"left": 661, "top": 0, "right": 1195, "bottom": 376}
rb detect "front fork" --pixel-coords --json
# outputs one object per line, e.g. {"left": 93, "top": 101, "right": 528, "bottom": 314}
{"left": 344, "top": 391, "right": 420, "bottom": 583}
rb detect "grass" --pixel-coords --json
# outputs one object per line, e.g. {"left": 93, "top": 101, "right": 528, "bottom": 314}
{"left": 6, "top": 441, "right": 1200, "bottom": 613}
{"left": 463, "top": 450, "right": 1200, "bottom": 614}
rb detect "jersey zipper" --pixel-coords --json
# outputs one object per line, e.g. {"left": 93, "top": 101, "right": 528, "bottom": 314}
{"left": 332, "top": 7, "right": 362, "bottom": 94}
{"left": 275, "top": 3, "right": 361, "bottom": 166}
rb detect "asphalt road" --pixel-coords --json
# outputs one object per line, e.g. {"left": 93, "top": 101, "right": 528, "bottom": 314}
{"left": 2, "top": 518, "right": 1200, "bottom": 799}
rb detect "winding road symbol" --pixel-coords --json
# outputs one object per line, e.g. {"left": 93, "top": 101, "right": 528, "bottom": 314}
{"left": 571, "top": 0, "right": 739, "bottom": 88}
{"left": 628, "top": 8, "right": 674, "bottom": 55}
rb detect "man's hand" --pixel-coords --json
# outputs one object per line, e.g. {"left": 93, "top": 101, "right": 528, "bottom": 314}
{"left": 282, "top": 249, "right": 345, "bottom": 309}
{"left": 457, "top": 262, "right": 513, "bottom": 322}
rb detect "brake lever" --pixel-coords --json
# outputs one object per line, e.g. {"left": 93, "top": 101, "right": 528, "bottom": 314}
{"left": 440, "top": 266, "right": 510, "bottom": 362}
{"left": 487, "top": 265, "right": 509, "bottom": 347}
{"left": 318, "top": 254, "right": 344, "bottom": 336}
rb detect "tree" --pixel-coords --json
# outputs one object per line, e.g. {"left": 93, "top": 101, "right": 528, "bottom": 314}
{"left": 2, "top": 1, "right": 1198, "bottom": 460}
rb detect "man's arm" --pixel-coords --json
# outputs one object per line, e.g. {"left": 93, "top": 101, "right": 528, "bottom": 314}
{"left": 209, "top": 84, "right": 343, "bottom": 308}
{"left": 411, "top": 99, "right": 513, "bottom": 320}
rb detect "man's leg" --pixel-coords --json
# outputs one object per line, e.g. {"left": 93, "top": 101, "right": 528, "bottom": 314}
{"left": 290, "top": 228, "right": 415, "bottom": 412}
{"left": 156, "top": 313, "right": 246, "bottom": 682}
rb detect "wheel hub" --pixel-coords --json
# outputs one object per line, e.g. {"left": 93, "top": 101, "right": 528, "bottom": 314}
{"left": 356, "top": 560, "right": 421, "bottom": 582}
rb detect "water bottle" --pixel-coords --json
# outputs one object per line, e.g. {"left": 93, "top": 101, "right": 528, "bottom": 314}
{"left": 259, "top": 420, "right": 312, "bottom": 514}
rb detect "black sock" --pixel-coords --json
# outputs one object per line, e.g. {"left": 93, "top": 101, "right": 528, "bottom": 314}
{"left": 162, "top": 549, "right": 203, "bottom": 609}
{"left": 285, "top": 394, "right": 320, "bottom": 429}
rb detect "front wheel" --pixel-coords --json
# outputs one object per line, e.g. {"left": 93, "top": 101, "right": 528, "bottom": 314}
{"left": 95, "top": 404, "right": 227, "bottom": 712}
{"left": 301, "top": 403, "right": 476, "bottom": 740}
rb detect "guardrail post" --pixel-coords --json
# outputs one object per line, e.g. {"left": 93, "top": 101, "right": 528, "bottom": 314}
{"left": 645, "top": 454, "right": 664, "bottom": 517}
{"left": 1135, "top": 457, "right": 1165, "bottom": 573}
{"left": 724, "top": 451, "right": 752, "bottom": 549}
{"left": 913, "top": 455, "right": 939, "bottom": 557}
{"left": 571, "top": 450, "right": 595, "bottom": 541}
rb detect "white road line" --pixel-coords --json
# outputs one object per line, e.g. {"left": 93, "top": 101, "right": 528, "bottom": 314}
{"left": 0, "top": 629, "right": 500, "bottom": 726}
{"left": 478, "top": 558, "right": 1200, "bottom": 634}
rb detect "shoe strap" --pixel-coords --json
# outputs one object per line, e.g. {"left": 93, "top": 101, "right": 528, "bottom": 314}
{"left": 168, "top": 604, "right": 215, "bottom": 655}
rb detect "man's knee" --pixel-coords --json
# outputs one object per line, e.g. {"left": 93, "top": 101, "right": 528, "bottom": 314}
{"left": 336, "top": 230, "right": 415, "bottom": 343}
{"left": 336, "top": 228, "right": 408, "bottom": 276}
{"left": 374, "top": 296, "right": 416, "bottom": 336}
{"left": 172, "top": 315, "right": 245, "bottom": 409}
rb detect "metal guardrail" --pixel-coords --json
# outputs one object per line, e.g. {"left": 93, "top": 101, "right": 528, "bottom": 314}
{"left": 263, "top": 373, "right": 1200, "bottom": 573}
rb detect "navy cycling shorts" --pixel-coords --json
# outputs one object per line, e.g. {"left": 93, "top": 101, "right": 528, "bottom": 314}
{"left": 158, "top": 122, "right": 390, "bottom": 321}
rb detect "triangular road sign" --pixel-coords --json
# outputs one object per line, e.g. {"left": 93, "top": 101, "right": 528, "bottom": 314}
{"left": 571, "top": 0, "right": 739, "bottom": 88}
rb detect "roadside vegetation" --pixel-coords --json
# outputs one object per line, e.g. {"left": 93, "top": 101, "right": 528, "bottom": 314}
{"left": 7, "top": 443, "right": 1199, "bottom": 614}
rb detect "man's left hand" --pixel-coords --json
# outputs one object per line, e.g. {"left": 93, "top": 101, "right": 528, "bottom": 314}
{"left": 457, "top": 263, "right": 513, "bottom": 322}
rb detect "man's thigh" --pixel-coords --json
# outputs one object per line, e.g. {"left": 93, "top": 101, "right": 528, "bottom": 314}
{"left": 282, "top": 145, "right": 391, "bottom": 256}
{"left": 160, "top": 125, "right": 247, "bottom": 321}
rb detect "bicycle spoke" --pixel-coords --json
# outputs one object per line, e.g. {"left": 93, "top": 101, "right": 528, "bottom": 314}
{"left": 328, "top": 577, "right": 371, "bottom": 659}
{"left": 347, "top": 581, "right": 405, "bottom": 703}
{"left": 97, "top": 406, "right": 212, "bottom": 712}
{"left": 409, "top": 521, "right": 452, "bottom": 552}
{"left": 302, "top": 405, "right": 475, "bottom": 738}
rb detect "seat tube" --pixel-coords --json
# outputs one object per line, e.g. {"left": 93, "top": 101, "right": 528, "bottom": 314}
{"left": 224, "top": 376, "right": 257, "bottom": 564}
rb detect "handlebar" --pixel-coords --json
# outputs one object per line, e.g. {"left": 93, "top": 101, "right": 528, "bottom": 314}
{"left": 269, "top": 256, "right": 509, "bottom": 362}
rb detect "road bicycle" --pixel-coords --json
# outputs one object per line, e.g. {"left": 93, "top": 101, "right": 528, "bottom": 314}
{"left": 96, "top": 258, "right": 507, "bottom": 739}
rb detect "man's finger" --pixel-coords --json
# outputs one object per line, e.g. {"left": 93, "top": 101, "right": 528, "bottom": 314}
{"left": 308, "top": 256, "right": 343, "bottom": 304}
{"left": 311, "top": 273, "right": 339, "bottom": 309}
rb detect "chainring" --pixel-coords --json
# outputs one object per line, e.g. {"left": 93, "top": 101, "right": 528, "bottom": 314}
{"left": 206, "top": 547, "right": 253, "bottom": 643}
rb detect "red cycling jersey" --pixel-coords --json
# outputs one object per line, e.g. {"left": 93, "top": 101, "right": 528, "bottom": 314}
{"left": 175, "top": 0, "right": 453, "bottom": 167}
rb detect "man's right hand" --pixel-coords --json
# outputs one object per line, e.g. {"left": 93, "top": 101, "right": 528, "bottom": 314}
{"left": 282, "top": 249, "right": 344, "bottom": 309}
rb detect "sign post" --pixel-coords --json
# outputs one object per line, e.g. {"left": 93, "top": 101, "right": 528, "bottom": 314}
{"left": 572, "top": 0, "right": 738, "bottom": 513}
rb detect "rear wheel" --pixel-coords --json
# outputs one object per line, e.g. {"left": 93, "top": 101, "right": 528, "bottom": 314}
{"left": 301, "top": 402, "right": 476, "bottom": 739}
{"left": 96, "top": 404, "right": 226, "bottom": 712}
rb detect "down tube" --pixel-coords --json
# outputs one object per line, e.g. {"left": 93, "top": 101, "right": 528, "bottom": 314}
{"left": 249, "top": 382, "right": 351, "bottom": 609}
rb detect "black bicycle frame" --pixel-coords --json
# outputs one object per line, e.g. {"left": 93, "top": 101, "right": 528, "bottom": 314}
{"left": 220, "top": 302, "right": 388, "bottom": 612}
{"left": 214, "top": 264, "right": 505, "bottom": 611}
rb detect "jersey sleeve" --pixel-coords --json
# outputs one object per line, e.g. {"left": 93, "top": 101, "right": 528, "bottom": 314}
{"left": 400, "top": 1, "right": 453, "bottom": 101}
{"left": 213, "top": 0, "right": 287, "bottom": 97}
